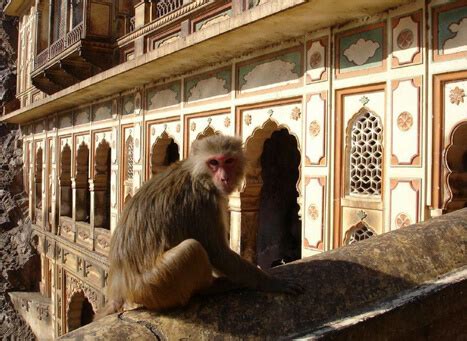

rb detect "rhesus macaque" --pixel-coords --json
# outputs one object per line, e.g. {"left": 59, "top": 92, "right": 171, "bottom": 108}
{"left": 96, "top": 135, "right": 303, "bottom": 319}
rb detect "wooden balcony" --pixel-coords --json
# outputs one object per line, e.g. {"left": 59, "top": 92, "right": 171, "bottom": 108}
{"left": 31, "top": 22, "right": 114, "bottom": 95}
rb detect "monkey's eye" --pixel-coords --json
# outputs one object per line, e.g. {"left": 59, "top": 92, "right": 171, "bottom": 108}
{"left": 208, "top": 159, "right": 219, "bottom": 166}
{"left": 225, "top": 158, "right": 234, "bottom": 164}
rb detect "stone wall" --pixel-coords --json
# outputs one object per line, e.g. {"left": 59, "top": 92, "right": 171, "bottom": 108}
{"left": 0, "top": 125, "right": 39, "bottom": 340}
{"left": 0, "top": 0, "right": 18, "bottom": 114}
{"left": 0, "top": 2, "right": 40, "bottom": 339}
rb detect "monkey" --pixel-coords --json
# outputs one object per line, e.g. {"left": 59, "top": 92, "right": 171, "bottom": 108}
{"left": 96, "top": 134, "right": 303, "bottom": 319}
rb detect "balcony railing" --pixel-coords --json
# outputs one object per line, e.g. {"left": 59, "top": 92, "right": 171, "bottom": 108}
{"left": 34, "top": 22, "right": 84, "bottom": 70}
{"left": 155, "top": 0, "right": 184, "bottom": 18}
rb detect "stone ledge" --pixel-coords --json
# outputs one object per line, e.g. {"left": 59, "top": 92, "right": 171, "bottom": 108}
{"left": 9, "top": 291, "right": 53, "bottom": 341}
{"left": 59, "top": 208, "right": 467, "bottom": 340}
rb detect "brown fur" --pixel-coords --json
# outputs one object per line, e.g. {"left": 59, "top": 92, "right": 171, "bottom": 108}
{"left": 96, "top": 135, "right": 302, "bottom": 319}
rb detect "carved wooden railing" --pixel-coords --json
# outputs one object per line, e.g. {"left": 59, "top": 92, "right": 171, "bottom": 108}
{"left": 66, "top": 22, "right": 84, "bottom": 47}
{"left": 34, "top": 21, "right": 84, "bottom": 71}
{"left": 35, "top": 48, "right": 49, "bottom": 69}
{"left": 155, "top": 0, "right": 184, "bottom": 18}
{"left": 49, "top": 37, "right": 65, "bottom": 59}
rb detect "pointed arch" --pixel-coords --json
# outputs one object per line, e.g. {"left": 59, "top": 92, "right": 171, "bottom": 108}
{"left": 241, "top": 119, "right": 302, "bottom": 266}
{"left": 346, "top": 108, "right": 383, "bottom": 196}
{"left": 150, "top": 131, "right": 180, "bottom": 177}
{"left": 60, "top": 144, "right": 72, "bottom": 217}
{"left": 93, "top": 140, "right": 111, "bottom": 229}
{"left": 444, "top": 121, "right": 467, "bottom": 213}
{"left": 75, "top": 142, "right": 90, "bottom": 222}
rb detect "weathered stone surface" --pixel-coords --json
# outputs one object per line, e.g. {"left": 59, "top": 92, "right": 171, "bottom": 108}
{"left": 60, "top": 209, "right": 467, "bottom": 340}
{"left": 0, "top": 0, "right": 18, "bottom": 114}
{"left": 0, "top": 123, "right": 39, "bottom": 340}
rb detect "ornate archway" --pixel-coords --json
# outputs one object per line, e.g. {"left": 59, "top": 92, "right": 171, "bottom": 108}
{"left": 444, "top": 121, "right": 467, "bottom": 213}
{"left": 93, "top": 140, "right": 111, "bottom": 229}
{"left": 67, "top": 291, "right": 95, "bottom": 332}
{"left": 238, "top": 119, "right": 302, "bottom": 266}
{"left": 150, "top": 131, "right": 180, "bottom": 177}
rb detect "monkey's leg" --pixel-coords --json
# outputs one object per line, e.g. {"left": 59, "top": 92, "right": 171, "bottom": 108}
{"left": 137, "top": 239, "right": 213, "bottom": 310}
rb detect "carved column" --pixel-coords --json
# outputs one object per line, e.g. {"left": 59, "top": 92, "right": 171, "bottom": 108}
{"left": 73, "top": 172, "right": 89, "bottom": 222}
{"left": 229, "top": 182, "right": 262, "bottom": 264}
{"left": 91, "top": 174, "right": 110, "bottom": 229}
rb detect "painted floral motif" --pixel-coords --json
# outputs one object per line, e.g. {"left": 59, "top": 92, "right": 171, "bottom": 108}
{"left": 291, "top": 107, "right": 301, "bottom": 120}
{"left": 450, "top": 86, "right": 465, "bottom": 105}
{"left": 224, "top": 116, "right": 231, "bottom": 128}
{"left": 244, "top": 114, "right": 252, "bottom": 126}
{"left": 397, "top": 29, "right": 414, "bottom": 49}
{"left": 190, "top": 122, "right": 196, "bottom": 132}
{"left": 395, "top": 212, "right": 411, "bottom": 228}
{"left": 307, "top": 204, "right": 319, "bottom": 220}
{"left": 308, "top": 120, "right": 320, "bottom": 137}
{"left": 359, "top": 96, "right": 370, "bottom": 106}
{"left": 397, "top": 111, "right": 413, "bottom": 131}
{"left": 207, "top": 117, "right": 213, "bottom": 125}
{"left": 309, "top": 51, "right": 322, "bottom": 68}
{"left": 151, "top": 127, "right": 156, "bottom": 136}
{"left": 176, "top": 124, "right": 181, "bottom": 133}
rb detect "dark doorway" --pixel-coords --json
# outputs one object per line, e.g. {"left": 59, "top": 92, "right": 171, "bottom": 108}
{"left": 257, "top": 129, "right": 301, "bottom": 269}
{"left": 445, "top": 122, "right": 467, "bottom": 213}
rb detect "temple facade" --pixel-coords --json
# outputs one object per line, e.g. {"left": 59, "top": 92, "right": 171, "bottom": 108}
{"left": 2, "top": 0, "right": 466, "bottom": 338}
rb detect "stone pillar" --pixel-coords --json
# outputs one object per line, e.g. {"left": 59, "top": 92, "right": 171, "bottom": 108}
{"left": 229, "top": 183, "right": 262, "bottom": 264}
{"left": 91, "top": 176, "right": 109, "bottom": 229}
{"left": 134, "top": 1, "right": 150, "bottom": 28}
{"left": 59, "top": 178, "right": 72, "bottom": 218}
{"left": 73, "top": 175, "right": 89, "bottom": 222}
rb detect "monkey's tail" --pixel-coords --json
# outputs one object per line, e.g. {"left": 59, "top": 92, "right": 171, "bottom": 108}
{"left": 93, "top": 298, "right": 124, "bottom": 321}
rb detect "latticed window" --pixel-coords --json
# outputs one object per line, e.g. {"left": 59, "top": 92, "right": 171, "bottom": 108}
{"left": 349, "top": 111, "right": 382, "bottom": 196}
{"left": 125, "top": 136, "right": 134, "bottom": 180}
{"left": 347, "top": 223, "right": 376, "bottom": 245}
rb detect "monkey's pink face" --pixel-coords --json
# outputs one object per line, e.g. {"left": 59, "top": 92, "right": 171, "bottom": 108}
{"left": 207, "top": 155, "right": 238, "bottom": 194}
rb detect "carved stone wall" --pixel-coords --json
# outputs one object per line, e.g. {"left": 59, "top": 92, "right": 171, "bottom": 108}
{"left": 0, "top": 124, "right": 39, "bottom": 340}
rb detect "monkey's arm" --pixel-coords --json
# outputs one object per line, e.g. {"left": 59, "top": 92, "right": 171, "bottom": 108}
{"left": 208, "top": 245, "right": 304, "bottom": 295}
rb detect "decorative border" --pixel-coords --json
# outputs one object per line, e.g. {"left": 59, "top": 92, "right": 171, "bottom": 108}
{"left": 334, "top": 83, "right": 386, "bottom": 248}
{"left": 146, "top": 80, "right": 182, "bottom": 112}
{"left": 391, "top": 77, "right": 422, "bottom": 166}
{"left": 432, "top": 70, "right": 467, "bottom": 209}
{"left": 306, "top": 36, "right": 328, "bottom": 84}
{"left": 303, "top": 176, "right": 326, "bottom": 250}
{"left": 184, "top": 66, "right": 232, "bottom": 107}
{"left": 235, "top": 46, "right": 303, "bottom": 98}
{"left": 146, "top": 24, "right": 181, "bottom": 52}
{"left": 432, "top": 1, "right": 467, "bottom": 62}
{"left": 235, "top": 97, "right": 303, "bottom": 137}
{"left": 191, "top": 2, "right": 232, "bottom": 33}
{"left": 119, "top": 124, "right": 134, "bottom": 211}
{"left": 305, "top": 91, "right": 327, "bottom": 166}
{"left": 335, "top": 22, "right": 387, "bottom": 79}
{"left": 183, "top": 108, "right": 230, "bottom": 158}
{"left": 391, "top": 10, "right": 423, "bottom": 68}
{"left": 389, "top": 178, "right": 420, "bottom": 229}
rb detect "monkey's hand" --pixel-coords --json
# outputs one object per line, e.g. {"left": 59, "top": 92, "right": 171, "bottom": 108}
{"left": 260, "top": 276, "right": 305, "bottom": 295}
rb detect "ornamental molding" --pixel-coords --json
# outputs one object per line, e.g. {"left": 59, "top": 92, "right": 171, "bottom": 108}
{"left": 66, "top": 275, "right": 99, "bottom": 312}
